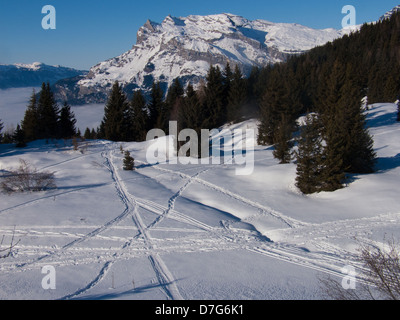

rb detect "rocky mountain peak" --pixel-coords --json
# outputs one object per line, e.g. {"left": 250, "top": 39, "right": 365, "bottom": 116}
{"left": 53, "top": 13, "right": 351, "bottom": 104}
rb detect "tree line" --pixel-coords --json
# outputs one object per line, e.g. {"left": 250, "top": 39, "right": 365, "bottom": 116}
{"left": 253, "top": 12, "right": 400, "bottom": 193}
{"left": 2, "top": 12, "right": 399, "bottom": 195}
{"left": 0, "top": 82, "right": 77, "bottom": 147}
{"left": 97, "top": 62, "right": 250, "bottom": 145}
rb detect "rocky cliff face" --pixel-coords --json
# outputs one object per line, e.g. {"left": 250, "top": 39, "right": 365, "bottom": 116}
{"left": 54, "top": 13, "right": 349, "bottom": 104}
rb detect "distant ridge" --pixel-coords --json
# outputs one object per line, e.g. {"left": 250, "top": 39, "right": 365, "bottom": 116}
{"left": 0, "top": 62, "right": 87, "bottom": 89}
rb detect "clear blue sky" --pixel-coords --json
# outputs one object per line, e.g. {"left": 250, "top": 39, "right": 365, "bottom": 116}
{"left": 0, "top": 0, "right": 399, "bottom": 70}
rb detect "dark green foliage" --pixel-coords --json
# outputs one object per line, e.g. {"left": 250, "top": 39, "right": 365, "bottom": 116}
{"left": 23, "top": 84, "right": 76, "bottom": 142}
{"left": 179, "top": 84, "right": 203, "bottom": 132}
{"left": 222, "top": 62, "right": 233, "bottom": 108}
{"left": 0, "top": 118, "right": 3, "bottom": 143}
{"left": 58, "top": 102, "right": 77, "bottom": 139}
{"left": 227, "top": 65, "right": 247, "bottom": 123}
{"left": 165, "top": 78, "right": 184, "bottom": 125}
{"left": 100, "top": 81, "right": 130, "bottom": 141}
{"left": 37, "top": 83, "right": 60, "bottom": 139}
{"left": 2, "top": 130, "right": 13, "bottom": 144}
{"left": 254, "top": 12, "right": 400, "bottom": 116}
{"left": 129, "top": 90, "right": 149, "bottom": 142}
{"left": 178, "top": 84, "right": 204, "bottom": 156}
{"left": 84, "top": 128, "right": 91, "bottom": 140}
{"left": 203, "top": 65, "right": 225, "bottom": 129}
{"left": 320, "top": 61, "right": 376, "bottom": 175}
{"left": 14, "top": 124, "right": 26, "bottom": 148}
{"left": 148, "top": 81, "right": 167, "bottom": 132}
{"left": 257, "top": 69, "right": 286, "bottom": 146}
{"left": 123, "top": 151, "right": 135, "bottom": 171}
{"left": 22, "top": 90, "right": 39, "bottom": 142}
{"left": 340, "top": 77, "right": 376, "bottom": 174}
{"left": 295, "top": 114, "right": 325, "bottom": 194}
{"left": 320, "top": 117, "right": 346, "bottom": 192}
{"left": 318, "top": 60, "right": 348, "bottom": 190}
{"left": 83, "top": 127, "right": 97, "bottom": 140}
{"left": 273, "top": 114, "right": 294, "bottom": 164}
{"left": 252, "top": 11, "right": 399, "bottom": 192}
{"left": 91, "top": 128, "right": 97, "bottom": 139}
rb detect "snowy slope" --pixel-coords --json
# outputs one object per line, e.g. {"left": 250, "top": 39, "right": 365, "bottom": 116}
{"left": 0, "top": 101, "right": 399, "bottom": 300}
{"left": 55, "top": 13, "right": 350, "bottom": 104}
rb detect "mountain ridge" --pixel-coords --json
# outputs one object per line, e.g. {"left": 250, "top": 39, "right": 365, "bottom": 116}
{"left": 0, "top": 62, "right": 87, "bottom": 89}
{"left": 53, "top": 13, "right": 351, "bottom": 104}
{"left": 380, "top": 5, "right": 400, "bottom": 20}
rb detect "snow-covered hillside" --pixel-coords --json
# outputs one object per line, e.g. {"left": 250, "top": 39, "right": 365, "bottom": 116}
{"left": 54, "top": 13, "right": 351, "bottom": 104}
{"left": 0, "top": 102, "right": 399, "bottom": 300}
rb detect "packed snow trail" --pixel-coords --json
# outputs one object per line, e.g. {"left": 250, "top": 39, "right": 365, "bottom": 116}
{"left": 0, "top": 144, "right": 362, "bottom": 292}
{"left": 104, "top": 148, "right": 184, "bottom": 300}
{"left": 3, "top": 126, "right": 397, "bottom": 299}
{"left": 134, "top": 159, "right": 304, "bottom": 229}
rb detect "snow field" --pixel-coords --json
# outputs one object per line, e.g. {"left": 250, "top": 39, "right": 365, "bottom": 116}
{"left": 0, "top": 99, "right": 399, "bottom": 300}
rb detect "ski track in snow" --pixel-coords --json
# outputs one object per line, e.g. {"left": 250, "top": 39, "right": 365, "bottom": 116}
{"left": 1, "top": 141, "right": 394, "bottom": 299}
{"left": 106, "top": 148, "right": 184, "bottom": 300}
{"left": 134, "top": 159, "right": 305, "bottom": 229}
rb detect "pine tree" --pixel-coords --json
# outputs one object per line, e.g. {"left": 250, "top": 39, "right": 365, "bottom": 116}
{"left": 90, "top": 128, "right": 97, "bottom": 139}
{"left": 148, "top": 81, "right": 166, "bottom": 131}
{"left": 14, "top": 124, "right": 26, "bottom": 148}
{"left": 178, "top": 83, "right": 204, "bottom": 155}
{"left": 318, "top": 61, "right": 347, "bottom": 191}
{"left": 58, "top": 102, "right": 77, "bottom": 139}
{"left": 0, "top": 118, "right": 3, "bottom": 144}
{"left": 37, "top": 83, "right": 60, "bottom": 139}
{"left": 273, "top": 114, "right": 294, "bottom": 164}
{"left": 295, "top": 114, "right": 324, "bottom": 194}
{"left": 203, "top": 65, "right": 225, "bottom": 129}
{"left": 257, "top": 72, "right": 285, "bottom": 146}
{"left": 165, "top": 78, "right": 184, "bottom": 124}
{"left": 223, "top": 62, "right": 233, "bottom": 109}
{"left": 227, "top": 65, "right": 247, "bottom": 123}
{"left": 123, "top": 151, "right": 135, "bottom": 171}
{"left": 84, "top": 128, "right": 91, "bottom": 140}
{"left": 129, "top": 90, "right": 149, "bottom": 142}
{"left": 320, "top": 117, "right": 346, "bottom": 192}
{"left": 100, "top": 81, "right": 130, "bottom": 141}
{"left": 321, "top": 62, "right": 376, "bottom": 176}
{"left": 339, "top": 69, "right": 376, "bottom": 174}
{"left": 22, "top": 89, "right": 39, "bottom": 142}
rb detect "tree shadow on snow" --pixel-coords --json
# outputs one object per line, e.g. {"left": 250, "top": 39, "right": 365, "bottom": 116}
{"left": 375, "top": 153, "right": 400, "bottom": 173}
{"left": 366, "top": 110, "right": 397, "bottom": 128}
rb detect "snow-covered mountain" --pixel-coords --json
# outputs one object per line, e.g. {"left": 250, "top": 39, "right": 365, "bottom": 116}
{"left": 54, "top": 13, "right": 350, "bottom": 104}
{"left": 0, "top": 62, "right": 87, "bottom": 89}
{"left": 379, "top": 4, "right": 400, "bottom": 21}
